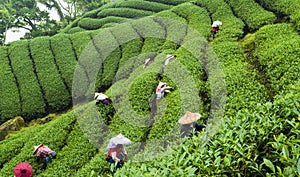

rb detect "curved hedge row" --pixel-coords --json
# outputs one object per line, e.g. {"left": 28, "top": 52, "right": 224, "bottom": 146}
{"left": 8, "top": 40, "right": 46, "bottom": 121}
{"left": 225, "top": 0, "right": 276, "bottom": 30}
{"left": 252, "top": 24, "right": 300, "bottom": 94}
{"left": 78, "top": 16, "right": 128, "bottom": 30}
{"left": 114, "top": 0, "right": 172, "bottom": 12}
{"left": 257, "top": 0, "right": 300, "bottom": 31}
{"left": 97, "top": 8, "right": 154, "bottom": 18}
{"left": 144, "top": 0, "right": 188, "bottom": 6}
{"left": 0, "top": 47, "right": 21, "bottom": 122}
{"left": 50, "top": 34, "right": 77, "bottom": 90}
{"left": 194, "top": 0, "right": 245, "bottom": 41}
{"left": 29, "top": 37, "right": 70, "bottom": 112}
{"left": 171, "top": 3, "right": 211, "bottom": 38}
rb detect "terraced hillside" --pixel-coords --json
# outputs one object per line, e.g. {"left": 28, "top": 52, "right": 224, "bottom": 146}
{"left": 0, "top": 0, "right": 299, "bottom": 176}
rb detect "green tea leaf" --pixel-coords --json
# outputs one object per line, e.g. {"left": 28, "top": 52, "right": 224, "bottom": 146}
{"left": 264, "top": 158, "right": 275, "bottom": 173}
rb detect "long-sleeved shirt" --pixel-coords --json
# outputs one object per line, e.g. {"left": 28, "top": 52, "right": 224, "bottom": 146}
{"left": 36, "top": 146, "right": 55, "bottom": 159}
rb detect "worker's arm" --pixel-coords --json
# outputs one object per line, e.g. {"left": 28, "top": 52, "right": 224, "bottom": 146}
{"left": 111, "top": 152, "right": 120, "bottom": 162}
{"left": 122, "top": 148, "right": 129, "bottom": 161}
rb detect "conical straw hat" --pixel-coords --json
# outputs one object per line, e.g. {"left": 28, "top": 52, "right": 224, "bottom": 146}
{"left": 33, "top": 144, "right": 43, "bottom": 154}
{"left": 178, "top": 111, "right": 201, "bottom": 124}
{"left": 110, "top": 134, "right": 131, "bottom": 145}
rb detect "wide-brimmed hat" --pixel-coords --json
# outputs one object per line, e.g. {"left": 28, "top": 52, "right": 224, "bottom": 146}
{"left": 178, "top": 111, "right": 201, "bottom": 124}
{"left": 14, "top": 162, "right": 32, "bottom": 177}
{"left": 156, "top": 82, "right": 167, "bottom": 90}
{"left": 212, "top": 20, "right": 222, "bottom": 27}
{"left": 33, "top": 144, "right": 43, "bottom": 154}
{"left": 107, "top": 134, "right": 131, "bottom": 150}
{"left": 110, "top": 134, "right": 131, "bottom": 145}
{"left": 94, "top": 92, "right": 100, "bottom": 100}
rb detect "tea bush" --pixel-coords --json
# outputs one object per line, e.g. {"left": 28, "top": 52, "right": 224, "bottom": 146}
{"left": 8, "top": 40, "right": 46, "bottom": 120}
{"left": 252, "top": 24, "right": 300, "bottom": 94}
{"left": 29, "top": 37, "right": 70, "bottom": 112}
{"left": 97, "top": 8, "right": 154, "bottom": 18}
{"left": 0, "top": 47, "right": 21, "bottom": 122}
{"left": 78, "top": 17, "right": 128, "bottom": 30}
{"left": 50, "top": 34, "right": 77, "bottom": 89}
{"left": 257, "top": 0, "right": 300, "bottom": 31}
{"left": 194, "top": 0, "right": 245, "bottom": 41}
{"left": 225, "top": 0, "right": 276, "bottom": 30}
{"left": 114, "top": 0, "right": 172, "bottom": 12}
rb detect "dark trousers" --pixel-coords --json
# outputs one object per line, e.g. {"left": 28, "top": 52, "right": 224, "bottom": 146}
{"left": 107, "top": 157, "right": 123, "bottom": 169}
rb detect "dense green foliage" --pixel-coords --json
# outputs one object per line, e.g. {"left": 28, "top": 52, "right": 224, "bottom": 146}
{"left": 8, "top": 40, "right": 46, "bottom": 121}
{"left": 225, "top": 0, "right": 276, "bottom": 30}
{"left": 29, "top": 37, "right": 70, "bottom": 112}
{"left": 257, "top": 0, "right": 300, "bottom": 31}
{"left": 0, "top": 0, "right": 300, "bottom": 177}
{"left": 0, "top": 47, "right": 21, "bottom": 121}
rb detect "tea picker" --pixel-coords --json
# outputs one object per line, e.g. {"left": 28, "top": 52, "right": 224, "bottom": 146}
{"left": 178, "top": 111, "right": 206, "bottom": 138}
{"left": 106, "top": 134, "right": 131, "bottom": 169}
{"left": 33, "top": 144, "right": 56, "bottom": 169}
{"left": 94, "top": 92, "right": 112, "bottom": 105}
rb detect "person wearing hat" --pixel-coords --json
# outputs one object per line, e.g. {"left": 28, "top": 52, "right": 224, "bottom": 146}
{"left": 143, "top": 58, "right": 153, "bottom": 68}
{"left": 164, "top": 54, "right": 176, "bottom": 66}
{"left": 14, "top": 162, "right": 32, "bottom": 177}
{"left": 178, "top": 111, "right": 206, "bottom": 138}
{"left": 151, "top": 82, "right": 172, "bottom": 115}
{"left": 155, "top": 82, "right": 172, "bottom": 101}
{"left": 33, "top": 144, "right": 56, "bottom": 169}
{"left": 106, "top": 134, "right": 131, "bottom": 169}
{"left": 94, "top": 92, "right": 112, "bottom": 105}
{"left": 211, "top": 20, "right": 222, "bottom": 39}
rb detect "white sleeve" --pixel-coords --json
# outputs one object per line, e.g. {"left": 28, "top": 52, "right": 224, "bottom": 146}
{"left": 111, "top": 152, "right": 120, "bottom": 162}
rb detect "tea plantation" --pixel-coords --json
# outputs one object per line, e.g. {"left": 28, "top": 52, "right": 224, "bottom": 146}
{"left": 0, "top": 0, "right": 299, "bottom": 176}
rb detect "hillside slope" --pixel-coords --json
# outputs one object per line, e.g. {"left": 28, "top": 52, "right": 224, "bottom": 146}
{"left": 0, "top": 0, "right": 300, "bottom": 176}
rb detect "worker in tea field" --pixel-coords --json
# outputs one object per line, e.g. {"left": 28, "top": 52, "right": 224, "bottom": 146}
{"left": 211, "top": 20, "right": 222, "bottom": 39}
{"left": 161, "top": 54, "right": 176, "bottom": 73}
{"left": 33, "top": 144, "right": 56, "bottom": 169}
{"left": 164, "top": 54, "right": 176, "bottom": 66}
{"left": 155, "top": 82, "right": 172, "bottom": 101}
{"left": 106, "top": 134, "right": 131, "bottom": 169}
{"left": 144, "top": 58, "right": 153, "bottom": 68}
{"left": 94, "top": 92, "right": 112, "bottom": 105}
{"left": 151, "top": 82, "right": 172, "bottom": 115}
{"left": 178, "top": 111, "right": 206, "bottom": 138}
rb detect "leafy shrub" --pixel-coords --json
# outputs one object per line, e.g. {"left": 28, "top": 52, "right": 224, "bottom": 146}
{"left": 97, "top": 8, "right": 154, "bottom": 18}
{"left": 67, "top": 26, "right": 86, "bottom": 34}
{"left": 0, "top": 47, "right": 21, "bottom": 123}
{"left": 257, "top": 0, "right": 300, "bottom": 31}
{"left": 212, "top": 41, "right": 268, "bottom": 114}
{"left": 171, "top": 3, "right": 211, "bottom": 38}
{"left": 144, "top": 0, "right": 188, "bottom": 6}
{"left": 69, "top": 31, "right": 93, "bottom": 58}
{"left": 252, "top": 24, "right": 300, "bottom": 94}
{"left": 115, "top": 0, "right": 172, "bottom": 12}
{"left": 29, "top": 37, "right": 70, "bottom": 112}
{"left": 78, "top": 17, "right": 128, "bottom": 30}
{"left": 225, "top": 0, "right": 276, "bottom": 30}
{"left": 8, "top": 40, "right": 46, "bottom": 120}
{"left": 50, "top": 34, "right": 77, "bottom": 90}
{"left": 194, "top": 0, "right": 245, "bottom": 41}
